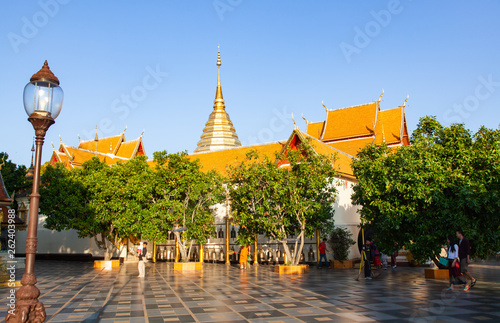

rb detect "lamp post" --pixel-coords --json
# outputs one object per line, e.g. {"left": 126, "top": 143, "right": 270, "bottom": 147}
{"left": 6, "top": 61, "right": 63, "bottom": 323}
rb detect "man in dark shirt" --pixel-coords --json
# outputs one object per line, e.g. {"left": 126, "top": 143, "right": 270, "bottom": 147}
{"left": 456, "top": 230, "right": 476, "bottom": 290}
{"left": 363, "top": 239, "right": 372, "bottom": 279}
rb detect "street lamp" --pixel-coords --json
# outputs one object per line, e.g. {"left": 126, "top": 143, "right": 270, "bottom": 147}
{"left": 6, "top": 60, "right": 63, "bottom": 323}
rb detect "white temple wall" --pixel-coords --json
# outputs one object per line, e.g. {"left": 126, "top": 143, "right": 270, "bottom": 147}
{"left": 15, "top": 213, "right": 120, "bottom": 259}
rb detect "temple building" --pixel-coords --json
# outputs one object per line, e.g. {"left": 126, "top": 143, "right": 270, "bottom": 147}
{"left": 14, "top": 49, "right": 410, "bottom": 263}
{"left": 49, "top": 128, "right": 146, "bottom": 168}
{"left": 194, "top": 49, "right": 241, "bottom": 152}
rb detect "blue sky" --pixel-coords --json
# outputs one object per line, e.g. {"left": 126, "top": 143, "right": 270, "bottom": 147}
{"left": 1, "top": 0, "right": 499, "bottom": 166}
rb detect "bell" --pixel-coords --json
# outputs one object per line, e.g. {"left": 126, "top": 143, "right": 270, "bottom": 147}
{"left": 300, "top": 251, "right": 305, "bottom": 263}
{"left": 231, "top": 227, "right": 236, "bottom": 238}
{"left": 193, "top": 247, "right": 198, "bottom": 262}
{"left": 230, "top": 246, "right": 236, "bottom": 262}
{"left": 220, "top": 250, "right": 225, "bottom": 261}
{"left": 308, "top": 245, "right": 315, "bottom": 262}
{"left": 218, "top": 227, "right": 224, "bottom": 239}
{"left": 259, "top": 248, "right": 265, "bottom": 264}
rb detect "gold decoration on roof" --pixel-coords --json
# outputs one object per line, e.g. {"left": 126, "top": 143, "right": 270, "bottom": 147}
{"left": 194, "top": 48, "right": 241, "bottom": 153}
{"left": 378, "top": 89, "right": 384, "bottom": 102}
{"left": 401, "top": 94, "right": 409, "bottom": 108}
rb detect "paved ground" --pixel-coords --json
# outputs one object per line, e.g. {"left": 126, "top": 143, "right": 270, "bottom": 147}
{"left": 1, "top": 260, "right": 499, "bottom": 322}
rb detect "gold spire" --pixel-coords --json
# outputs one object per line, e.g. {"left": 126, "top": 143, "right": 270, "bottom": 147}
{"left": 194, "top": 48, "right": 241, "bottom": 153}
{"left": 215, "top": 46, "right": 224, "bottom": 109}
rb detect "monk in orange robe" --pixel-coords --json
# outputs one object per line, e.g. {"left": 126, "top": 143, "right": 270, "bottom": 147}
{"left": 239, "top": 245, "right": 250, "bottom": 269}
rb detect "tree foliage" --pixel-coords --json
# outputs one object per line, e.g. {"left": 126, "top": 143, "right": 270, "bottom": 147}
{"left": 144, "top": 151, "right": 224, "bottom": 261}
{"left": 41, "top": 156, "right": 153, "bottom": 260}
{"left": 228, "top": 142, "right": 338, "bottom": 265}
{"left": 41, "top": 151, "right": 224, "bottom": 262}
{"left": 0, "top": 152, "right": 29, "bottom": 197}
{"left": 352, "top": 116, "right": 500, "bottom": 264}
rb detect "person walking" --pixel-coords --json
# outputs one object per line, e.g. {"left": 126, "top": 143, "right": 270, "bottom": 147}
{"left": 456, "top": 230, "right": 477, "bottom": 290}
{"left": 138, "top": 242, "right": 147, "bottom": 278}
{"left": 391, "top": 242, "right": 398, "bottom": 268}
{"left": 371, "top": 241, "right": 381, "bottom": 269}
{"left": 317, "top": 238, "right": 329, "bottom": 269}
{"left": 363, "top": 239, "right": 373, "bottom": 279}
{"left": 239, "top": 244, "right": 250, "bottom": 269}
{"left": 446, "top": 235, "right": 466, "bottom": 290}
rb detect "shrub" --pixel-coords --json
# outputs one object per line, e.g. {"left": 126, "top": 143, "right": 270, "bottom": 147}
{"left": 327, "top": 226, "right": 356, "bottom": 261}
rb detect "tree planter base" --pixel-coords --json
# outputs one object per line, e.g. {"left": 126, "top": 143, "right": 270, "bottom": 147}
{"left": 274, "top": 264, "right": 309, "bottom": 274}
{"left": 174, "top": 262, "right": 203, "bottom": 271}
{"left": 332, "top": 260, "right": 354, "bottom": 269}
{"left": 94, "top": 260, "right": 120, "bottom": 269}
{"left": 425, "top": 268, "right": 449, "bottom": 279}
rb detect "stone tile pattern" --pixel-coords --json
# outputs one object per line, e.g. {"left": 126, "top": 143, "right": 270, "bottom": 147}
{"left": 1, "top": 260, "right": 499, "bottom": 322}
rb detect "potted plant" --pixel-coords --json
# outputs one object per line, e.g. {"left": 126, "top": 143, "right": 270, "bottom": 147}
{"left": 327, "top": 226, "right": 356, "bottom": 268}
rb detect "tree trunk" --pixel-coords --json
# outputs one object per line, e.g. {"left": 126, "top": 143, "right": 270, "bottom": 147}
{"left": 175, "top": 232, "right": 188, "bottom": 261}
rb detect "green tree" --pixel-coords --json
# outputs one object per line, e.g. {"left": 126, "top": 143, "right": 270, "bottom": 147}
{"left": 228, "top": 142, "right": 338, "bottom": 266}
{"left": 352, "top": 116, "right": 500, "bottom": 264}
{"left": 145, "top": 151, "right": 224, "bottom": 261}
{"left": 41, "top": 156, "right": 153, "bottom": 260}
{"left": 0, "top": 152, "right": 29, "bottom": 197}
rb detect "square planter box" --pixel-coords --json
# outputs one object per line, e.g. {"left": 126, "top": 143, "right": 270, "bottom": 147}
{"left": 332, "top": 260, "right": 354, "bottom": 269}
{"left": 274, "top": 264, "right": 309, "bottom": 274}
{"left": 174, "top": 262, "right": 203, "bottom": 271}
{"left": 94, "top": 260, "right": 120, "bottom": 269}
{"left": 425, "top": 268, "right": 449, "bottom": 279}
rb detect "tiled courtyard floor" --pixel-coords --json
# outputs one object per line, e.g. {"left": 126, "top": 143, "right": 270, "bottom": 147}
{"left": 1, "top": 260, "right": 499, "bottom": 322}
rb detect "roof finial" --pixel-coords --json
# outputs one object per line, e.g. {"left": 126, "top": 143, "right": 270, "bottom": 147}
{"left": 77, "top": 134, "right": 81, "bottom": 142}
{"left": 378, "top": 89, "right": 384, "bottom": 102}
{"left": 123, "top": 125, "right": 127, "bottom": 133}
{"left": 322, "top": 101, "right": 329, "bottom": 112}
{"left": 94, "top": 126, "right": 98, "bottom": 141}
{"left": 140, "top": 129, "right": 145, "bottom": 137}
{"left": 51, "top": 142, "right": 55, "bottom": 150}
{"left": 292, "top": 111, "right": 298, "bottom": 130}
{"left": 301, "top": 114, "right": 310, "bottom": 125}
{"left": 59, "top": 135, "right": 63, "bottom": 142}
{"left": 401, "top": 94, "right": 409, "bottom": 108}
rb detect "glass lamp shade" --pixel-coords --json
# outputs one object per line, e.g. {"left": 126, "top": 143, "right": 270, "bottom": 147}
{"left": 23, "top": 80, "right": 63, "bottom": 119}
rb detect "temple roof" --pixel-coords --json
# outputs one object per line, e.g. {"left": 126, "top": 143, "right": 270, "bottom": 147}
{"left": 50, "top": 130, "right": 145, "bottom": 169}
{"left": 280, "top": 129, "right": 355, "bottom": 178}
{"left": 304, "top": 96, "right": 409, "bottom": 157}
{"left": 321, "top": 102, "right": 378, "bottom": 141}
{"left": 194, "top": 49, "right": 241, "bottom": 153}
{"left": 188, "top": 142, "right": 284, "bottom": 176}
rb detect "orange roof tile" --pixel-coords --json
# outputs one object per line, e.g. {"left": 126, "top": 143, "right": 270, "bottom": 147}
{"left": 373, "top": 107, "right": 403, "bottom": 145}
{"left": 78, "top": 134, "right": 123, "bottom": 155}
{"left": 188, "top": 142, "right": 285, "bottom": 176}
{"left": 322, "top": 102, "right": 378, "bottom": 141}
{"left": 282, "top": 130, "right": 355, "bottom": 177}
{"left": 115, "top": 138, "right": 144, "bottom": 159}
{"left": 328, "top": 138, "right": 374, "bottom": 157}
{"left": 306, "top": 121, "right": 325, "bottom": 139}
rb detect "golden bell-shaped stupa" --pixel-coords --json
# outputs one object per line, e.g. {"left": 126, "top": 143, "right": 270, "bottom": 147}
{"left": 194, "top": 48, "right": 241, "bottom": 153}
